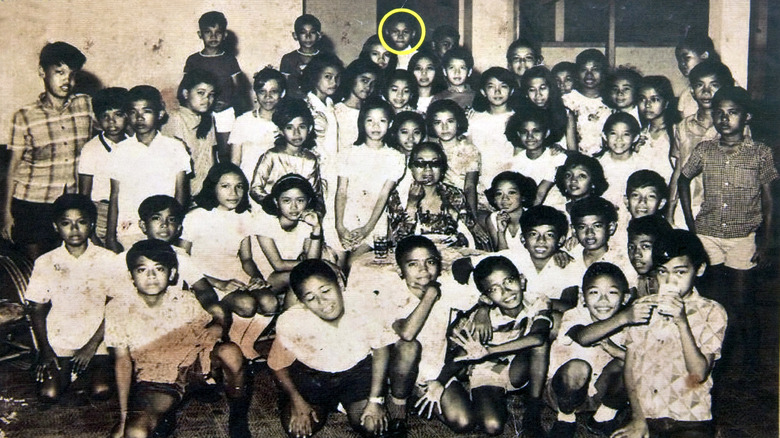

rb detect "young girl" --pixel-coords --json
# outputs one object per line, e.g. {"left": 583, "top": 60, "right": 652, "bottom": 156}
{"left": 426, "top": 99, "right": 481, "bottom": 216}
{"left": 409, "top": 49, "right": 444, "bottom": 114}
{"left": 554, "top": 153, "right": 609, "bottom": 214}
{"left": 597, "top": 112, "right": 644, "bottom": 209}
{"left": 675, "top": 33, "right": 721, "bottom": 117}
{"left": 635, "top": 75, "right": 680, "bottom": 181}
{"left": 506, "top": 38, "right": 544, "bottom": 87}
{"left": 383, "top": 69, "right": 418, "bottom": 113}
{"left": 484, "top": 171, "right": 537, "bottom": 251}
{"left": 249, "top": 98, "right": 322, "bottom": 205}
{"left": 230, "top": 67, "right": 286, "bottom": 180}
{"left": 359, "top": 34, "right": 397, "bottom": 76}
{"left": 162, "top": 69, "right": 217, "bottom": 196}
{"left": 301, "top": 52, "right": 343, "bottom": 184}
{"left": 335, "top": 97, "right": 405, "bottom": 255}
{"left": 183, "top": 163, "right": 275, "bottom": 316}
{"left": 387, "top": 110, "right": 425, "bottom": 158}
{"left": 518, "top": 65, "right": 578, "bottom": 151}
{"left": 552, "top": 62, "right": 577, "bottom": 95}
{"left": 562, "top": 49, "right": 613, "bottom": 156}
{"left": 334, "top": 59, "right": 381, "bottom": 152}
{"left": 505, "top": 107, "right": 566, "bottom": 206}
{"left": 604, "top": 67, "right": 643, "bottom": 124}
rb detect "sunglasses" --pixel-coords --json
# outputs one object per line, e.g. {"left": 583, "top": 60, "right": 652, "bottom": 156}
{"left": 410, "top": 160, "right": 443, "bottom": 169}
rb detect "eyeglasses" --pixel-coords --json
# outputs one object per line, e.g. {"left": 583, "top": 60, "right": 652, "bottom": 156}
{"left": 410, "top": 160, "right": 443, "bottom": 169}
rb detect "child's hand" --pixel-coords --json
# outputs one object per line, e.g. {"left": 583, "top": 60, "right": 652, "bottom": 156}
{"left": 71, "top": 342, "right": 99, "bottom": 375}
{"left": 289, "top": 398, "right": 319, "bottom": 437}
{"left": 350, "top": 227, "right": 369, "bottom": 246}
{"left": 36, "top": 347, "right": 57, "bottom": 383}
{"left": 414, "top": 380, "right": 444, "bottom": 419}
{"left": 469, "top": 306, "right": 493, "bottom": 342}
{"left": 451, "top": 329, "right": 490, "bottom": 361}
{"left": 246, "top": 276, "right": 269, "bottom": 291}
{"left": 552, "top": 250, "right": 574, "bottom": 268}
{"left": 312, "top": 111, "right": 328, "bottom": 135}
{"left": 407, "top": 182, "right": 425, "bottom": 205}
{"left": 1, "top": 212, "right": 14, "bottom": 242}
{"left": 656, "top": 292, "right": 685, "bottom": 322}
{"left": 625, "top": 300, "right": 654, "bottom": 325}
{"left": 104, "top": 238, "right": 124, "bottom": 254}
{"left": 221, "top": 279, "right": 248, "bottom": 293}
{"left": 751, "top": 243, "right": 772, "bottom": 270}
{"left": 300, "top": 210, "right": 321, "bottom": 229}
{"left": 563, "top": 235, "right": 579, "bottom": 252}
{"left": 360, "top": 400, "right": 388, "bottom": 434}
{"left": 496, "top": 211, "right": 510, "bottom": 233}
{"left": 611, "top": 418, "right": 649, "bottom": 438}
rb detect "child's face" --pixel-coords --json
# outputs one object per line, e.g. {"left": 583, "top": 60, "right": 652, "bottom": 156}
{"left": 482, "top": 77, "right": 511, "bottom": 107}
{"left": 713, "top": 99, "right": 750, "bottom": 137}
{"left": 609, "top": 79, "right": 636, "bottom": 109}
{"left": 493, "top": 181, "right": 523, "bottom": 213}
{"left": 294, "top": 24, "right": 321, "bottom": 50}
{"left": 128, "top": 99, "right": 161, "bottom": 135}
{"left": 508, "top": 46, "right": 537, "bottom": 78}
{"left": 526, "top": 77, "right": 550, "bottom": 108}
{"left": 583, "top": 275, "right": 625, "bottom": 320}
{"left": 215, "top": 172, "right": 246, "bottom": 211}
{"left": 655, "top": 255, "right": 703, "bottom": 297}
{"left": 368, "top": 44, "right": 391, "bottom": 70}
{"left": 387, "top": 79, "right": 412, "bottom": 110}
{"left": 563, "top": 165, "right": 593, "bottom": 200}
{"left": 277, "top": 187, "right": 309, "bottom": 222}
{"left": 40, "top": 63, "right": 76, "bottom": 100}
{"left": 637, "top": 87, "right": 667, "bottom": 122}
{"left": 282, "top": 116, "right": 311, "bottom": 147}
{"left": 315, "top": 66, "right": 341, "bottom": 97}
{"left": 54, "top": 208, "right": 92, "bottom": 248}
{"left": 434, "top": 36, "right": 456, "bottom": 59}
{"left": 625, "top": 186, "right": 665, "bottom": 218}
{"left": 444, "top": 59, "right": 470, "bottom": 87}
{"left": 298, "top": 274, "right": 344, "bottom": 321}
{"left": 432, "top": 110, "right": 458, "bottom": 141}
{"left": 398, "top": 247, "right": 441, "bottom": 292}
{"left": 518, "top": 120, "right": 546, "bottom": 151}
{"left": 387, "top": 21, "right": 415, "bottom": 50}
{"left": 603, "top": 121, "right": 637, "bottom": 155}
{"left": 676, "top": 48, "right": 706, "bottom": 77}
{"left": 522, "top": 225, "right": 563, "bottom": 261}
{"left": 627, "top": 233, "right": 655, "bottom": 275}
{"left": 555, "top": 71, "right": 574, "bottom": 95}
{"left": 691, "top": 74, "right": 722, "bottom": 109}
{"left": 412, "top": 57, "right": 436, "bottom": 88}
{"left": 351, "top": 72, "right": 378, "bottom": 101}
{"left": 363, "top": 108, "right": 390, "bottom": 142}
{"left": 480, "top": 267, "right": 524, "bottom": 311}
{"left": 410, "top": 148, "right": 443, "bottom": 185}
{"left": 397, "top": 120, "right": 423, "bottom": 153}
{"left": 573, "top": 214, "right": 614, "bottom": 251}
{"left": 183, "top": 82, "right": 216, "bottom": 114}
{"left": 256, "top": 79, "right": 283, "bottom": 112}
{"left": 140, "top": 208, "right": 182, "bottom": 242}
{"left": 198, "top": 25, "right": 225, "bottom": 50}
{"left": 98, "top": 108, "right": 128, "bottom": 138}
{"left": 578, "top": 61, "right": 604, "bottom": 91}
{"left": 130, "top": 256, "right": 175, "bottom": 296}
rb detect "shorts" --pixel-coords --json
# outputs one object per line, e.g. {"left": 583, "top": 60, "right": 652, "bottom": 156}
{"left": 468, "top": 357, "right": 528, "bottom": 392}
{"left": 698, "top": 233, "right": 756, "bottom": 270}
{"left": 10, "top": 199, "right": 60, "bottom": 246}
{"left": 134, "top": 360, "right": 208, "bottom": 403}
{"left": 287, "top": 357, "right": 373, "bottom": 409}
{"left": 213, "top": 106, "right": 236, "bottom": 133}
{"left": 646, "top": 418, "right": 715, "bottom": 438}
{"left": 543, "top": 377, "right": 599, "bottom": 413}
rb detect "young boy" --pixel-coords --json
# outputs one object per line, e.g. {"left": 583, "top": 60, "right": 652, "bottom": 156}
{"left": 613, "top": 169, "right": 669, "bottom": 251}
{"left": 506, "top": 38, "right": 543, "bottom": 86}
{"left": 106, "top": 85, "right": 192, "bottom": 252}
{"left": 432, "top": 47, "right": 476, "bottom": 110}
{"left": 675, "top": 34, "right": 719, "bottom": 118}
{"left": 613, "top": 230, "right": 727, "bottom": 438}
{"left": 562, "top": 49, "right": 613, "bottom": 156}
{"left": 106, "top": 239, "right": 250, "bottom": 438}
{"left": 184, "top": 11, "right": 242, "bottom": 152}
{"left": 570, "top": 197, "right": 631, "bottom": 275}
{"left": 626, "top": 215, "right": 673, "bottom": 297}
{"left": 383, "top": 11, "right": 419, "bottom": 68}
{"left": 3, "top": 42, "right": 91, "bottom": 260}
{"left": 26, "top": 194, "right": 120, "bottom": 403}
{"left": 678, "top": 86, "right": 777, "bottom": 369}
{"left": 552, "top": 62, "right": 577, "bottom": 95}
{"left": 431, "top": 25, "right": 459, "bottom": 60}
{"left": 268, "top": 259, "right": 393, "bottom": 438}
{"left": 78, "top": 87, "right": 129, "bottom": 240}
{"left": 547, "top": 262, "right": 653, "bottom": 437}
{"left": 280, "top": 14, "right": 322, "bottom": 99}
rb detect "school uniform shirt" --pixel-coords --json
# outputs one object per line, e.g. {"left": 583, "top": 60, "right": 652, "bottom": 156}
{"left": 267, "top": 290, "right": 395, "bottom": 373}
{"left": 677, "top": 89, "right": 698, "bottom": 119}
{"left": 507, "top": 249, "right": 582, "bottom": 305}
{"left": 548, "top": 305, "right": 626, "bottom": 396}
{"left": 78, "top": 133, "right": 125, "bottom": 202}
{"left": 306, "top": 92, "right": 339, "bottom": 190}
{"left": 184, "top": 52, "right": 241, "bottom": 107}
{"left": 161, "top": 107, "right": 217, "bottom": 195}
{"left": 229, "top": 112, "right": 279, "bottom": 181}
{"left": 440, "top": 137, "right": 481, "bottom": 193}
{"left": 253, "top": 211, "right": 310, "bottom": 277}
{"left": 562, "top": 90, "right": 612, "bottom": 157}
{"left": 9, "top": 93, "right": 93, "bottom": 204}
{"left": 416, "top": 96, "right": 433, "bottom": 115}
{"left": 509, "top": 147, "right": 567, "bottom": 189}
{"left": 25, "top": 244, "right": 122, "bottom": 356}
{"left": 334, "top": 102, "right": 361, "bottom": 153}
{"left": 624, "top": 288, "right": 726, "bottom": 421}
{"left": 250, "top": 148, "right": 322, "bottom": 201}
{"left": 280, "top": 50, "right": 316, "bottom": 98}
{"left": 104, "top": 282, "right": 218, "bottom": 384}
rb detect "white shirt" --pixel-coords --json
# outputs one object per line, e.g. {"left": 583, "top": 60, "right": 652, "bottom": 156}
{"left": 254, "top": 211, "right": 311, "bottom": 277}
{"left": 78, "top": 133, "right": 123, "bottom": 202}
{"left": 229, "top": 111, "right": 279, "bottom": 181}
{"left": 509, "top": 147, "right": 567, "bottom": 187}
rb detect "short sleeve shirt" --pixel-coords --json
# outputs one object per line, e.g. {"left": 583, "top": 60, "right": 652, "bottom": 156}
{"left": 250, "top": 148, "right": 322, "bottom": 201}
{"left": 509, "top": 147, "right": 567, "bottom": 185}
{"left": 184, "top": 52, "right": 241, "bottom": 106}
{"left": 253, "top": 212, "right": 311, "bottom": 277}
{"left": 229, "top": 112, "right": 278, "bottom": 180}
{"left": 78, "top": 133, "right": 124, "bottom": 202}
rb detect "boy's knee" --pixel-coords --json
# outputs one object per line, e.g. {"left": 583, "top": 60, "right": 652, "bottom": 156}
{"left": 559, "top": 359, "right": 592, "bottom": 389}
{"left": 481, "top": 415, "right": 504, "bottom": 436}
{"left": 123, "top": 424, "right": 149, "bottom": 438}
{"left": 215, "top": 342, "right": 245, "bottom": 372}
{"left": 227, "top": 293, "right": 258, "bottom": 318}
{"left": 254, "top": 290, "right": 279, "bottom": 316}
{"left": 448, "top": 411, "right": 474, "bottom": 433}
{"left": 394, "top": 339, "right": 422, "bottom": 361}
{"left": 90, "top": 383, "right": 112, "bottom": 401}
{"left": 37, "top": 378, "right": 61, "bottom": 402}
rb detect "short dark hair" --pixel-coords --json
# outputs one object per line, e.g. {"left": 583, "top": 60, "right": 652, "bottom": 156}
{"left": 441, "top": 46, "right": 474, "bottom": 71}
{"left": 652, "top": 229, "right": 708, "bottom": 270}
{"left": 582, "top": 262, "right": 629, "bottom": 293}
{"left": 551, "top": 61, "right": 577, "bottom": 77}
{"left": 688, "top": 61, "right": 734, "bottom": 88}
{"left": 387, "top": 111, "right": 426, "bottom": 152}
{"left": 409, "top": 142, "right": 448, "bottom": 175}
{"left": 92, "top": 87, "right": 129, "bottom": 119}
{"left": 354, "top": 96, "right": 394, "bottom": 145}
{"left": 473, "top": 256, "right": 520, "bottom": 294}
{"left": 261, "top": 173, "right": 320, "bottom": 216}
{"left": 712, "top": 85, "right": 753, "bottom": 116}
{"left": 676, "top": 33, "right": 720, "bottom": 63}
{"left": 301, "top": 52, "right": 344, "bottom": 93}
{"left": 506, "top": 38, "right": 542, "bottom": 63}
{"left": 605, "top": 67, "right": 643, "bottom": 109}
{"left": 383, "top": 69, "right": 419, "bottom": 109}
{"left": 520, "top": 205, "right": 569, "bottom": 239}
{"left": 554, "top": 153, "right": 609, "bottom": 199}
{"left": 199, "top": 11, "right": 227, "bottom": 31}
{"left": 485, "top": 171, "right": 537, "bottom": 210}
{"left": 570, "top": 196, "right": 618, "bottom": 224}
{"left": 426, "top": 99, "right": 468, "bottom": 137}
{"left": 253, "top": 67, "right": 288, "bottom": 95}
{"left": 432, "top": 25, "right": 459, "bottom": 42}
{"left": 138, "top": 195, "right": 185, "bottom": 223}
{"left": 472, "top": 67, "right": 516, "bottom": 113}
{"left": 294, "top": 14, "right": 322, "bottom": 33}
{"left": 289, "top": 259, "right": 340, "bottom": 299}
{"left": 395, "top": 235, "right": 440, "bottom": 266}
{"left": 627, "top": 215, "right": 673, "bottom": 241}
{"left": 52, "top": 194, "right": 97, "bottom": 224}
{"left": 505, "top": 106, "right": 551, "bottom": 148}
{"left": 575, "top": 49, "right": 607, "bottom": 71}
{"left": 126, "top": 85, "right": 165, "bottom": 114}
{"left": 126, "top": 239, "right": 178, "bottom": 272}
{"left": 384, "top": 11, "right": 417, "bottom": 32}
{"left": 602, "top": 111, "right": 641, "bottom": 138}
{"left": 271, "top": 98, "right": 316, "bottom": 149}
{"left": 193, "top": 163, "right": 251, "bottom": 213}
{"left": 626, "top": 170, "right": 668, "bottom": 200}
{"left": 39, "top": 42, "right": 86, "bottom": 70}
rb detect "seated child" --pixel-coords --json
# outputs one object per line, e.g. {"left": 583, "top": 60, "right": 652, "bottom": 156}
{"left": 552, "top": 61, "right": 577, "bottom": 95}
{"left": 626, "top": 215, "right": 672, "bottom": 298}
{"left": 106, "top": 240, "right": 250, "bottom": 438}
{"left": 562, "top": 49, "right": 613, "bottom": 156}
{"left": 484, "top": 171, "right": 537, "bottom": 252}
{"left": 78, "top": 87, "right": 129, "bottom": 240}
{"left": 280, "top": 14, "right": 323, "bottom": 98}
{"left": 612, "top": 230, "right": 727, "bottom": 438}
{"left": 431, "top": 25, "right": 459, "bottom": 59}
{"left": 431, "top": 47, "right": 476, "bottom": 110}
{"left": 268, "top": 259, "right": 394, "bottom": 438}
{"left": 546, "top": 262, "right": 653, "bottom": 437}
{"left": 569, "top": 197, "right": 630, "bottom": 274}
{"left": 27, "top": 194, "right": 120, "bottom": 403}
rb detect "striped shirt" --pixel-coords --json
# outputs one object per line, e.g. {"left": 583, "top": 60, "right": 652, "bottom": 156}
{"left": 9, "top": 93, "right": 93, "bottom": 203}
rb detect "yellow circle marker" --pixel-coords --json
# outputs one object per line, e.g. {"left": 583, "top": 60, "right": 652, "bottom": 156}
{"left": 378, "top": 8, "right": 426, "bottom": 56}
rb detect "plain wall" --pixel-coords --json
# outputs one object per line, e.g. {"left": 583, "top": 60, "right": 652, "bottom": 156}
{"left": 305, "top": 0, "right": 377, "bottom": 69}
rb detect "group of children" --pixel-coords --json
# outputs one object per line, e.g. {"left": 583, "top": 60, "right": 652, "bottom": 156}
{"left": 3, "top": 8, "right": 776, "bottom": 438}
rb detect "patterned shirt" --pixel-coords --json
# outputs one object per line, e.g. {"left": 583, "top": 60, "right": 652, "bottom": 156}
{"left": 681, "top": 138, "right": 778, "bottom": 238}
{"left": 9, "top": 93, "right": 93, "bottom": 203}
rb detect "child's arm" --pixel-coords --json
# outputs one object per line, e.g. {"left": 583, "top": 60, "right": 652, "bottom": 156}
{"left": 111, "top": 346, "right": 133, "bottom": 438}
{"left": 78, "top": 174, "right": 93, "bottom": 199}
{"left": 533, "top": 180, "right": 555, "bottom": 206}
{"left": 249, "top": 153, "right": 273, "bottom": 204}
{"left": 301, "top": 211, "right": 324, "bottom": 260}
{"left": 104, "top": 179, "right": 123, "bottom": 253}
{"left": 361, "top": 346, "right": 390, "bottom": 432}
{"left": 1, "top": 148, "right": 23, "bottom": 241}
{"left": 753, "top": 182, "right": 774, "bottom": 268}
{"left": 334, "top": 176, "right": 353, "bottom": 247}
{"left": 392, "top": 283, "right": 441, "bottom": 341}
{"left": 490, "top": 211, "right": 508, "bottom": 250}
{"left": 29, "top": 301, "right": 57, "bottom": 379}
{"left": 174, "top": 170, "right": 189, "bottom": 212}
{"left": 71, "top": 319, "right": 105, "bottom": 375}
{"left": 229, "top": 141, "right": 243, "bottom": 168}
{"left": 657, "top": 294, "right": 713, "bottom": 382}
{"left": 274, "top": 366, "right": 320, "bottom": 437}
{"left": 677, "top": 174, "right": 696, "bottom": 233}
{"left": 190, "top": 278, "right": 231, "bottom": 340}
{"left": 352, "top": 179, "right": 396, "bottom": 244}
{"left": 238, "top": 236, "right": 268, "bottom": 289}
{"left": 463, "top": 171, "right": 479, "bottom": 217}
{"left": 257, "top": 236, "right": 304, "bottom": 272}
{"left": 451, "top": 317, "right": 551, "bottom": 361}
{"left": 612, "top": 347, "right": 650, "bottom": 438}
{"left": 565, "top": 111, "right": 578, "bottom": 152}
{"left": 567, "top": 298, "right": 654, "bottom": 347}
